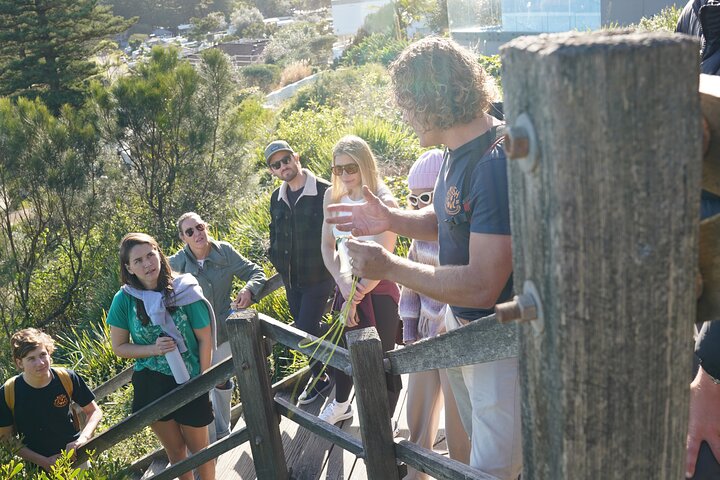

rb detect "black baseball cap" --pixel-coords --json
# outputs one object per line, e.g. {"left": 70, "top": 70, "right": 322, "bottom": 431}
{"left": 264, "top": 140, "right": 295, "bottom": 163}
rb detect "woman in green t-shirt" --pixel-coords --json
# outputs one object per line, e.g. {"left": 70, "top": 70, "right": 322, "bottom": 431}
{"left": 106, "top": 233, "right": 215, "bottom": 480}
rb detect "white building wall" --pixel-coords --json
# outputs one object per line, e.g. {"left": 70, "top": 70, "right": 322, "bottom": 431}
{"left": 331, "top": 0, "right": 393, "bottom": 37}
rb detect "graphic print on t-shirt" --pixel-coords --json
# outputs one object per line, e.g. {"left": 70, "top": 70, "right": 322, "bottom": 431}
{"left": 445, "top": 185, "right": 461, "bottom": 216}
{"left": 53, "top": 393, "right": 69, "bottom": 408}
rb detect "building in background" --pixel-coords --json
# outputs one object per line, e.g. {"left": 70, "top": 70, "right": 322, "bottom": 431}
{"left": 331, "top": 0, "right": 393, "bottom": 39}
{"left": 449, "top": 0, "right": 678, "bottom": 54}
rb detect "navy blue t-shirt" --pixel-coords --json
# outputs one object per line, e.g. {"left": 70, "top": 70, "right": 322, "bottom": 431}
{"left": 0, "top": 369, "right": 94, "bottom": 457}
{"left": 433, "top": 131, "right": 514, "bottom": 320}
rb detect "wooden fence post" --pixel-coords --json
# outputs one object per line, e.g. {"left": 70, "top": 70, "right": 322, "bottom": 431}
{"left": 500, "top": 31, "right": 701, "bottom": 478}
{"left": 227, "top": 310, "right": 288, "bottom": 480}
{"left": 346, "top": 327, "right": 400, "bottom": 480}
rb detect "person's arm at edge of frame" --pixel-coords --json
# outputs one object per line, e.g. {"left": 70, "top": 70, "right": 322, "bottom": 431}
{"left": 66, "top": 400, "right": 103, "bottom": 455}
{"left": 326, "top": 185, "right": 439, "bottom": 242}
{"left": 227, "top": 243, "right": 267, "bottom": 308}
{"left": 346, "top": 231, "right": 512, "bottom": 309}
{"left": 686, "top": 320, "right": 720, "bottom": 478}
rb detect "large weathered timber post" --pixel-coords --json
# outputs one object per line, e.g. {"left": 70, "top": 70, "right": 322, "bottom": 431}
{"left": 346, "top": 327, "right": 401, "bottom": 479}
{"left": 227, "top": 310, "right": 289, "bottom": 480}
{"left": 500, "top": 31, "right": 701, "bottom": 478}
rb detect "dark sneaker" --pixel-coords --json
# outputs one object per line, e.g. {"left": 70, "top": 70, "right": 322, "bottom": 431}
{"left": 297, "top": 374, "right": 333, "bottom": 405}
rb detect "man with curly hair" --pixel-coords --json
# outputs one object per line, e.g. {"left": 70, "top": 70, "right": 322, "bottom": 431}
{"left": 326, "top": 36, "right": 521, "bottom": 479}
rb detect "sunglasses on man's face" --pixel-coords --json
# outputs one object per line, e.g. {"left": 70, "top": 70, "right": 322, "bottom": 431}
{"left": 407, "top": 191, "right": 434, "bottom": 207}
{"left": 332, "top": 164, "right": 360, "bottom": 176}
{"left": 184, "top": 223, "right": 206, "bottom": 237}
{"left": 268, "top": 156, "right": 292, "bottom": 170}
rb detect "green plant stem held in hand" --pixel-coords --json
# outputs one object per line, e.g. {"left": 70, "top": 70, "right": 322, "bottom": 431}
{"left": 294, "top": 238, "right": 359, "bottom": 401}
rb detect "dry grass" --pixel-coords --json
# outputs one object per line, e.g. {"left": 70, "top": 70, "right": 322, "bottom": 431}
{"left": 279, "top": 60, "right": 312, "bottom": 87}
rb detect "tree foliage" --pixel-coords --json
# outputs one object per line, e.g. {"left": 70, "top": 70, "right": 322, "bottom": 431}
{"left": 262, "top": 22, "right": 335, "bottom": 67}
{"left": 0, "top": 98, "right": 108, "bottom": 334}
{"left": 95, "top": 47, "right": 251, "bottom": 243}
{"left": 0, "top": 0, "right": 135, "bottom": 112}
{"left": 229, "top": 4, "right": 265, "bottom": 38}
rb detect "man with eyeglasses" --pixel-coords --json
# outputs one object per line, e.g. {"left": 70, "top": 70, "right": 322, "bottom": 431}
{"left": 169, "top": 212, "right": 266, "bottom": 441}
{"left": 265, "top": 140, "right": 335, "bottom": 405}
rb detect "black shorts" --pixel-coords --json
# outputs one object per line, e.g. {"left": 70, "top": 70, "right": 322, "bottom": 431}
{"left": 131, "top": 368, "right": 214, "bottom": 428}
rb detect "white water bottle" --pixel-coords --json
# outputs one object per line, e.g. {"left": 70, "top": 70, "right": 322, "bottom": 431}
{"left": 162, "top": 335, "right": 190, "bottom": 384}
{"left": 337, "top": 237, "right": 352, "bottom": 282}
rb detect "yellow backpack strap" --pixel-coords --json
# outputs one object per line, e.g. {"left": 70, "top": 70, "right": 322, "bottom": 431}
{"left": 3, "top": 376, "right": 16, "bottom": 417}
{"left": 54, "top": 367, "right": 74, "bottom": 399}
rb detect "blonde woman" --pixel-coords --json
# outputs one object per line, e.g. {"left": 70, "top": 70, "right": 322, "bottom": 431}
{"left": 319, "top": 135, "right": 402, "bottom": 424}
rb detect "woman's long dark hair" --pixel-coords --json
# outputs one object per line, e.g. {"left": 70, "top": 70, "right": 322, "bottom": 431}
{"left": 119, "top": 232, "right": 177, "bottom": 325}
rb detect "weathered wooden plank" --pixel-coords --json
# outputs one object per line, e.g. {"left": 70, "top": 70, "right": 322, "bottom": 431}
{"left": 259, "top": 313, "right": 353, "bottom": 376}
{"left": 346, "top": 327, "right": 399, "bottom": 480}
{"left": 146, "top": 427, "right": 251, "bottom": 480}
{"left": 385, "top": 314, "right": 518, "bottom": 375}
{"left": 698, "top": 214, "right": 720, "bottom": 322}
{"left": 254, "top": 273, "right": 284, "bottom": 303}
{"left": 395, "top": 440, "right": 495, "bottom": 480}
{"left": 77, "top": 358, "right": 234, "bottom": 464}
{"left": 502, "top": 31, "right": 699, "bottom": 479}
{"left": 700, "top": 74, "right": 720, "bottom": 196}
{"left": 92, "top": 365, "right": 133, "bottom": 401}
{"left": 227, "top": 310, "right": 289, "bottom": 480}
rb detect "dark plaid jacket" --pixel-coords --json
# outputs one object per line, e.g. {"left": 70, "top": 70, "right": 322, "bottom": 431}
{"left": 269, "top": 169, "right": 332, "bottom": 289}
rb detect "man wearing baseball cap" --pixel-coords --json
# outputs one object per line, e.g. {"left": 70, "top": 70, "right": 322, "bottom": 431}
{"left": 265, "top": 140, "right": 335, "bottom": 405}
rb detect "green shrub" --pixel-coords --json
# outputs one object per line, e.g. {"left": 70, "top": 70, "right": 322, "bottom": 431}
{"left": 55, "top": 317, "right": 130, "bottom": 388}
{"left": 633, "top": 5, "right": 682, "bottom": 32}
{"left": 275, "top": 106, "right": 350, "bottom": 176}
{"left": 350, "top": 117, "right": 422, "bottom": 177}
{"left": 240, "top": 64, "right": 281, "bottom": 92}
{"left": 283, "top": 64, "right": 398, "bottom": 121}
{"left": 341, "top": 33, "right": 409, "bottom": 67}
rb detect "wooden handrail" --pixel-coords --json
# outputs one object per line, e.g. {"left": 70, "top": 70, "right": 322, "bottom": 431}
{"left": 92, "top": 365, "right": 133, "bottom": 401}
{"left": 76, "top": 358, "right": 233, "bottom": 464}
{"left": 384, "top": 313, "right": 519, "bottom": 375}
{"left": 394, "top": 440, "right": 496, "bottom": 480}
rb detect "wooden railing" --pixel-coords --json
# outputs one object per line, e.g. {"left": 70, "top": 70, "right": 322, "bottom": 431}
{"left": 72, "top": 268, "right": 517, "bottom": 479}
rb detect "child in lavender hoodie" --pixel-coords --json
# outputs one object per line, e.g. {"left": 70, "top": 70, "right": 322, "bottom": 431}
{"left": 400, "top": 150, "right": 470, "bottom": 480}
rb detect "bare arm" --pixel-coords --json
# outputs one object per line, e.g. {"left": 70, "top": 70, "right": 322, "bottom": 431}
{"left": 321, "top": 189, "right": 355, "bottom": 300}
{"left": 326, "top": 185, "right": 439, "bottom": 242}
{"left": 194, "top": 325, "right": 213, "bottom": 373}
{"left": 346, "top": 232, "right": 512, "bottom": 309}
{"left": 66, "top": 401, "right": 103, "bottom": 454}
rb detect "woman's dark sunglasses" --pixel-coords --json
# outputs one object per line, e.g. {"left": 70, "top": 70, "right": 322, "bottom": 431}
{"left": 269, "top": 156, "right": 292, "bottom": 170}
{"left": 184, "top": 223, "right": 206, "bottom": 237}
{"left": 407, "top": 191, "right": 434, "bottom": 207}
{"left": 332, "top": 164, "right": 360, "bottom": 176}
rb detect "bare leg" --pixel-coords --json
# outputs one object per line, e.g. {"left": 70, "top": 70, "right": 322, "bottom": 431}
{"left": 181, "top": 424, "right": 215, "bottom": 480}
{"left": 151, "top": 420, "right": 193, "bottom": 480}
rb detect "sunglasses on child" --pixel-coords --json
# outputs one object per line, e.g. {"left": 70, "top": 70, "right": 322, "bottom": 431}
{"left": 268, "top": 156, "right": 292, "bottom": 170}
{"left": 332, "top": 164, "right": 360, "bottom": 176}
{"left": 184, "top": 223, "right": 206, "bottom": 237}
{"left": 407, "top": 192, "right": 434, "bottom": 207}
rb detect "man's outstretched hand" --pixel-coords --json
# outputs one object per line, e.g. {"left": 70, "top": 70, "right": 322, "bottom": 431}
{"left": 326, "top": 186, "right": 392, "bottom": 237}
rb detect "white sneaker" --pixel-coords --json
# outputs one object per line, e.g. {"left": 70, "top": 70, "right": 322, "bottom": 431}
{"left": 318, "top": 399, "right": 353, "bottom": 425}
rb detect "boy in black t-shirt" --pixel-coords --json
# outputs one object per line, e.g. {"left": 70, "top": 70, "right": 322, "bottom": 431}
{"left": 0, "top": 328, "right": 102, "bottom": 471}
